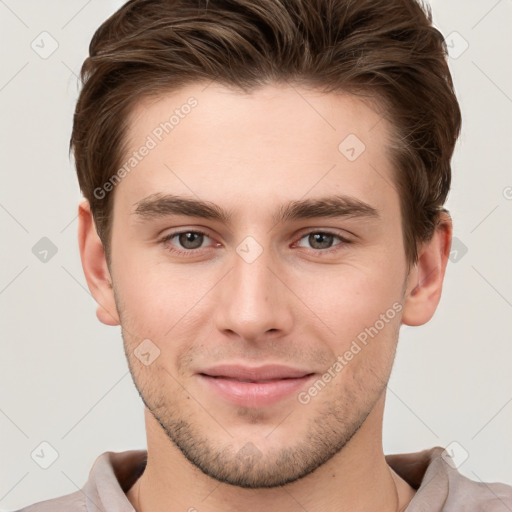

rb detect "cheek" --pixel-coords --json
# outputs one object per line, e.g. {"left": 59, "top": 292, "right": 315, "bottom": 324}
{"left": 321, "top": 295, "right": 401, "bottom": 402}
{"left": 113, "top": 252, "right": 218, "bottom": 345}
{"left": 300, "top": 260, "right": 404, "bottom": 327}
{"left": 292, "top": 255, "right": 405, "bottom": 377}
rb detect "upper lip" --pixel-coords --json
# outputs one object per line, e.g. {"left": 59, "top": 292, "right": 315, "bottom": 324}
{"left": 199, "top": 364, "right": 314, "bottom": 381}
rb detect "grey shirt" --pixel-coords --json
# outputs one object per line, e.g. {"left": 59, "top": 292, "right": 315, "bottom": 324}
{"left": 15, "top": 446, "right": 512, "bottom": 511}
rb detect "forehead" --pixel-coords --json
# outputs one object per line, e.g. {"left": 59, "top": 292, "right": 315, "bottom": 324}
{"left": 126, "top": 81, "right": 389, "bottom": 149}
{"left": 117, "top": 82, "right": 397, "bottom": 218}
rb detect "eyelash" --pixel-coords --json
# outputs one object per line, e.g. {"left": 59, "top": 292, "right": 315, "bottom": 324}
{"left": 159, "top": 229, "right": 352, "bottom": 257}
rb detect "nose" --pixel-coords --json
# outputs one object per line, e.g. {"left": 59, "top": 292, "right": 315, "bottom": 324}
{"left": 213, "top": 243, "right": 293, "bottom": 343}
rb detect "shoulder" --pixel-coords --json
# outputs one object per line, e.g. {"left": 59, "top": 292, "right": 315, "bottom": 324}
{"left": 419, "top": 447, "right": 512, "bottom": 511}
{"left": 13, "top": 490, "right": 86, "bottom": 512}
{"left": 388, "top": 446, "right": 512, "bottom": 511}
{"left": 12, "top": 449, "right": 146, "bottom": 512}
{"left": 444, "top": 467, "right": 512, "bottom": 511}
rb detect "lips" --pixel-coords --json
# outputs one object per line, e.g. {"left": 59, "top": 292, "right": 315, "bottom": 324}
{"left": 198, "top": 364, "right": 313, "bottom": 381}
{"left": 197, "top": 364, "right": 316, "bottom": 407}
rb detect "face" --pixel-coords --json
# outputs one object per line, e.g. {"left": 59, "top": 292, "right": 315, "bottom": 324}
{"left": 104, "top": 83, "right": 411, "bottom": 487}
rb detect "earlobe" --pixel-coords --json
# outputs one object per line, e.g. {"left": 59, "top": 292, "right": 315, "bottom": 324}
{"left": 78, "top": 199, "right": 120, "bottom": 326}
{"left": 401, "top": 213, "right": 452, "bottom": 326}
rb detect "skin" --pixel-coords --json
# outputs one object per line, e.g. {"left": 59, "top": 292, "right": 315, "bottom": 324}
{"left": 78, "top": 82, "right": 451, "bottom": 512}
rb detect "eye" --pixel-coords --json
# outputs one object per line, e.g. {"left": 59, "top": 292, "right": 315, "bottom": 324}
{"left": 160, "top": 229, "right": 216, "bottom": 256}
{"left": 159, "top": 228, "right": 352, "bottom": 258}
{"left": 294, "top": 231, "right": 351, "bottom": 253}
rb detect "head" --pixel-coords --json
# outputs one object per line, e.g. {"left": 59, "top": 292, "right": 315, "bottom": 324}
{"left": 74, "top": 0, "right": 460, "bottom": 489}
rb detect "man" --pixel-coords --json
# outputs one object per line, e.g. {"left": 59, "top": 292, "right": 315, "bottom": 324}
{"left": 17, "top": 0, "right": 512, "bottom": 510}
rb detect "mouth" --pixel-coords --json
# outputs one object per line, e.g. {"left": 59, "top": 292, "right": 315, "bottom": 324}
{"left": 198, "top": 363, "right": 314, "bottom": 381}
{"left": 197, "top": 366, "right": 316, "bottom": 407}
{"left": 200, "top": 374, "right": 313, "bottom": 383}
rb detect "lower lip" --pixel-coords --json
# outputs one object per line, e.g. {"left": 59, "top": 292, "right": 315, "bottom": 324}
{"left": 198, "top": 374, "right": 315, "bottom": 407}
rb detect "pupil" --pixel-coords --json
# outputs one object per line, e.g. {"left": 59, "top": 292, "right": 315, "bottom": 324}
{"left": 311, "top": 233, "right": 332, "bottom": 249}
{"left": 180, "top": 232, "right": 203, "bottom": 249}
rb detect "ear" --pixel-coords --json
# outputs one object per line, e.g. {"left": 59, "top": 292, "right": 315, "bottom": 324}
{"left": 402, "top": 212, "right": 452, "bottom": 326}
{"left": 78, "top": 199, "right": 120, "bottom": 326}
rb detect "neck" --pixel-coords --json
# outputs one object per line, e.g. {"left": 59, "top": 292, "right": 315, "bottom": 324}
{"left": 127, "top": 395, "right": 416, "bottom": 512}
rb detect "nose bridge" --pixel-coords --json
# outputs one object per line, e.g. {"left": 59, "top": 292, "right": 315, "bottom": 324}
{"left": 214, "top": 239, "right": 292, "bottom": 340}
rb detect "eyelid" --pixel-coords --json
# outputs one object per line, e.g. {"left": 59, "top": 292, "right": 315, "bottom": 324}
{"left": 293, "top": 227, "right": 353, "bottom": 241}
{"left": 160, "top": 228, "right": 211, "bottom": 241}
{"left": 294, "top": 225, "right": 358, "bottom": 243}
{"left": 160, "top": 228, "right": 215, "bottom": 247}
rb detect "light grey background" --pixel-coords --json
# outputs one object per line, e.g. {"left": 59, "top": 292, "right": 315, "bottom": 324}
{"left": 1, "top": 0, "right": 511, "bottom": 510}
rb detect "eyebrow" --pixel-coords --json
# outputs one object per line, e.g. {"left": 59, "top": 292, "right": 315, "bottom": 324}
{"left": 132, "top": 193, "right": 379, "bottom": 225}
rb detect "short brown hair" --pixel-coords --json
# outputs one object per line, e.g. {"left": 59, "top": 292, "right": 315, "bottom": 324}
{"left": 70, "top": 0, "right": 461, "bottom": 265}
